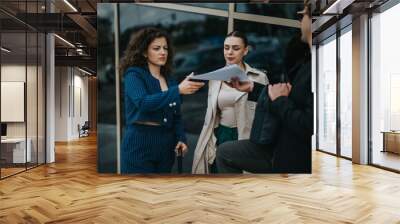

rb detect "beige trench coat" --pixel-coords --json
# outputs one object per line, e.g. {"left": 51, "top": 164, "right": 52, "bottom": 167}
{"left": 192, "top": 63, "right": 268, "bottom": 174}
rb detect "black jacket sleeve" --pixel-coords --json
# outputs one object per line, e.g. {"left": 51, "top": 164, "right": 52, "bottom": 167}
{"left": 269, "top": 68, "right": 313, "bottom": 140}
{"left": 248, "top": 82, "right": 266, "bottom": 102}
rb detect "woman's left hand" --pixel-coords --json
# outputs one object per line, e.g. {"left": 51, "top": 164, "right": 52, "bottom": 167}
{"left": 268, "top": 83, "right": 292, "bottom": 101}
{"left": 175, "top": 141, "right": 188, "bottom": 156}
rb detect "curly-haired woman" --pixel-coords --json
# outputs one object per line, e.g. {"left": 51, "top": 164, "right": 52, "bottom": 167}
{"left": 120, "top": 27, "right": 204, "bottom": 173}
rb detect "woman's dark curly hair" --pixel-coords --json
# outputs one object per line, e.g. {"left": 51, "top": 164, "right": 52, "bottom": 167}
{"left": 119, "top": 27, "right": 174, "bottom": 77}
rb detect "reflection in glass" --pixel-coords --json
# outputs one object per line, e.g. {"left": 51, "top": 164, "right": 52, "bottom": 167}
{"left": 183, "top": 3, "right": 228, "bottom": 10}
{"left": 1, "top": 32, "right": 27, "bottom": 177}
{"left": 339, "top": 29, "right": 352, "bottom": 158}
{"left": 318, "top": 37, "right": 337, "bottom": 154}
{"left": 97, "top": 4, "right": 117, "bottom": 172}
{"left": 119, "top": 4, "right": 228, "bottom": 173}
{"left": 98, "top": 3, "right": 312, "bottom": 173}
{"left": 371, "top": 4, "right": 400, "bottom": 171}
{"left": 234, "top": 19, "right": 301, "bottom": 80}
{"left": 0, "top": 1, "right": 46, "bottom": 178}
{"left": 235, "top": 3, "right": 303, "bottom": 20}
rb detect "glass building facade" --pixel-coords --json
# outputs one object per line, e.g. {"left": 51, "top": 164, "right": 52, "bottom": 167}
{"left": 97, "top": 3, "right": 302, "bottom": 173}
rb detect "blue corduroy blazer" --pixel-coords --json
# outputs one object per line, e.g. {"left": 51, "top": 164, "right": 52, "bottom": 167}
{"left": 123, "top": 66, "right": 186, "bottom": 143}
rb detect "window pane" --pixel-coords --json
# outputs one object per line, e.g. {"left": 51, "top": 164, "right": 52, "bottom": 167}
{"left": 119, "top": 3, "right": 228, "bottom": 173}
{"left": 318, "top": 36, "right": 337, "bottom": 154}
{"left": 183, "top": 3, "right": 228, "bottom": 10}
{"left": 38, "top": 32, "right": 45, "bottom": 165}
{"left": 27, "top": 31, "right": 38, "bottom": 169}
{"left": 25, "top": 0, "right": 42, "bottom": 167}
{"left": 371, "top": 4, "right": 400, "bottom": 171}
{"left": 97, "top": 3, "right": 117, "bottom": 173}
{"left": 235, "top": 3, "right": 303, "bottom": 20}
{"left": 1, "top": 32, "right": 27, "bottom": 177}
{"left": 234, "top": 19, "right": 301, "bottom": 80}
{"left": 339, "top": 28, "right": 352, "bottom": 158}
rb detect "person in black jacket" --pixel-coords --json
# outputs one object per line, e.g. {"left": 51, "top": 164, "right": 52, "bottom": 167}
{"left": 216, "top": 0, "right": 313, "bottom": 173}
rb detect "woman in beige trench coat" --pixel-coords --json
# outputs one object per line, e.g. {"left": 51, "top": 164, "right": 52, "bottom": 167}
{"left": 192, "top": 31, "right": 268, "bottom": 174}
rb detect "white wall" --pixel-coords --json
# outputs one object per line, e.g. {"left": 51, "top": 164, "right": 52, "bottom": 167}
{"left": 1, "top": 65, "right": 26, "bottom": 140}
{"left": 55, "top": 67, "right": 89, "bottom": 141}
{"left": 73, "top": 72, "right": 89, "bottom": 137}
{"left": 1, "top": 65, "right": 38, "bottom": 138}
{"left": 46, "top": 32, "right": 55, "bottom": 163}
{"left": 1, "top": 63, "right": 46, "bottom": 164}
{"left": 55, "top": 66, "right": 69, "bottom": 141}
{"left": 352, "top": 14, "right": 369, "bottom": 164}
{"left": 1, "top": 65, "right": 26, "bottom": 81}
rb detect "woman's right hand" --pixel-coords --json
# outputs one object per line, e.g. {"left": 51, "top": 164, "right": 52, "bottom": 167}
{"left": 175, "top": 141, "right": 188, "bottom": 157}
{"left": 178, "top": 73, "right": 205, "bottom": 95}
{"left": 226, "top": 77, "right": 254, "bottom": 93}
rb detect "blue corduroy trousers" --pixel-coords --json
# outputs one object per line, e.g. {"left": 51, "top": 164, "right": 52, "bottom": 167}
{"left": 121, "top": 124, "right": 176, "bottom": 174}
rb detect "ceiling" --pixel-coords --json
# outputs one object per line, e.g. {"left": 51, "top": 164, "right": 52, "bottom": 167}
{"left": 0, "top": 0, "right": 98, "bottom": 74}
{"left": 311, "top": 0, "right": 390, "bottom": 43}
{"left": 4, "top": 0, "right": 388, "bottom": 75}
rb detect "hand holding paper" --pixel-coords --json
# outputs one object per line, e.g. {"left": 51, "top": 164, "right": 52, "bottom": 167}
{"left": 189, "top": 64, "right": 249, "bottom": 82}
{"left": 229, "top": 78, "right": 254, "bottom": 93}
{"left": 179, "top": 72, "right": 205, "bottom": 95}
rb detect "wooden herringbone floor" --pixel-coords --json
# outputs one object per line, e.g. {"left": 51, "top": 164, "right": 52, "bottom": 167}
{"left": 1, "top": 134, "right": 400, "bottom": 224}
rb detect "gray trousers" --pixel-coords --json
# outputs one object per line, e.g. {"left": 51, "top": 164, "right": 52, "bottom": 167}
{"left": 216, "top": 139, "right": 273, "bottom": 173}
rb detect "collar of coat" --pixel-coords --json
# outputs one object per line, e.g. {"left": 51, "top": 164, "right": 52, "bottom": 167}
{"left": 243, "top": 62, "right": 266, "bottom": 79}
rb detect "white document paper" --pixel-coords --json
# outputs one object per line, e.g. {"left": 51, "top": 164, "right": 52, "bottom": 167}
{"left": 190, "top": 64, "right": 249, "bottom": 81}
